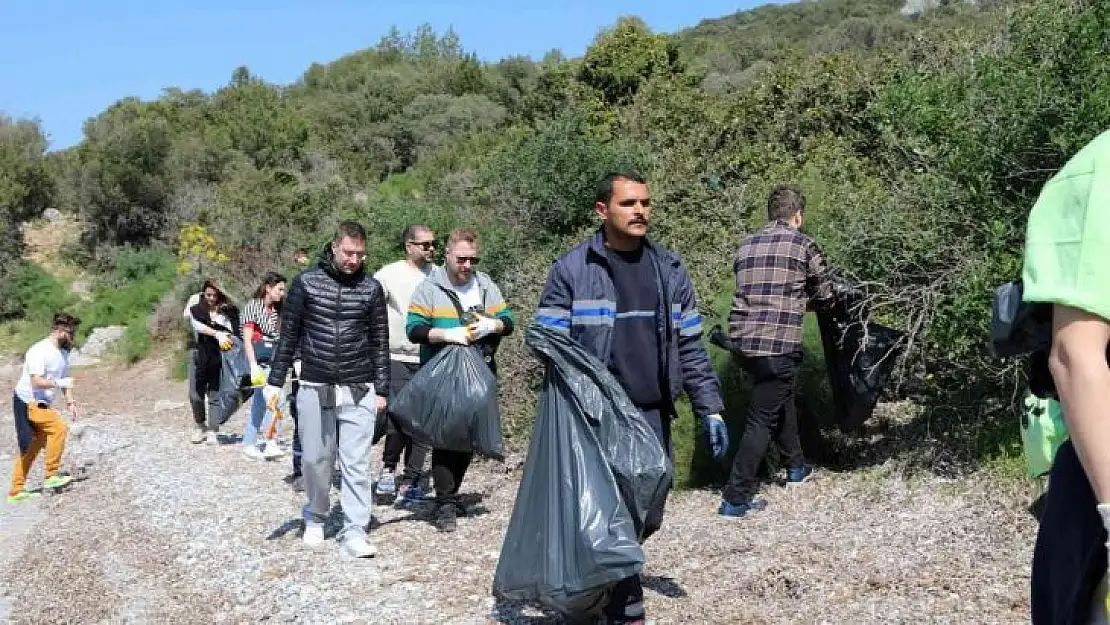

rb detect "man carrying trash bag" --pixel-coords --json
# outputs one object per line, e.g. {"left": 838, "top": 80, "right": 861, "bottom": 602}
{"left": 404, "top": 227, "right": 516, "bottom": 533}
{"left": 499, "top": 171, "right": 728, "bottom": 625}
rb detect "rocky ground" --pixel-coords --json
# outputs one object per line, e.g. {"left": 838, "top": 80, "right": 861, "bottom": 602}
{"left": 0, "top": 356, "right": 1038, "bottom": 624}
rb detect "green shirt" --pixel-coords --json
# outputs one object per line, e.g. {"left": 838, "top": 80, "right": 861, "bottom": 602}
{"left": 1022, "top": 129, "right": 1110, "bottom": 321}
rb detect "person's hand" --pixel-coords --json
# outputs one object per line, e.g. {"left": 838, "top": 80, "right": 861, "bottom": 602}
{"left": 468, "top": 316, "right": 503, "bottom": 341}
{"left": 442, "top": 326, "right": 471, "bottom": 345}
{"left": 215, "top": 332, "right": 233, "bottom": 351}
{"left": 703, "top": 413, "right": 730, "bottom": 459}
{"left": 55, "top": 377, "right": 74, "bottom": 389}
{"left": 374, "top": 395, "right": 387, "bottom": 413}
{"left": 262, "top": 385, "right": 283, "bottom": 411}
{"left": 67, "top": 399, "right": 79, "bottom": 421}
{"left": 250, "top": 365, "right": 266, "bottom": 388}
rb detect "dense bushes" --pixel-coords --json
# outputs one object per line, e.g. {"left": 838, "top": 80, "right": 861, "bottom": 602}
{"left": 4, "top": 0, "right": 1106, "bottom": 476}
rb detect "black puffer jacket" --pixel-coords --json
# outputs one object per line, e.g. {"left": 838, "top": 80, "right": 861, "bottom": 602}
{"left": 267, "top": 245, "right": 390, "bottom": 394}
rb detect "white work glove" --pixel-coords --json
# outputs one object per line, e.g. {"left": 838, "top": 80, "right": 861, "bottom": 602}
{"left": 441, "top": 326, "right": 471, "bottom": 346}
{"left": 292, "top": 360, "right": 302, "bottom": 378}
{"left": 54, "top": 377, "right": 74, "bottom": 389}
{"left": 468, "top": 316, "right": 502, "bottom": 341}
{"left": 262, "top": 385, "right": 283, "bottom": 411}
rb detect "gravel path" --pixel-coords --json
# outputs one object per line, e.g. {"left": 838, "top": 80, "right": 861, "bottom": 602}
{"left": 0, "top": 358, "right": 1037, "bottom": 624}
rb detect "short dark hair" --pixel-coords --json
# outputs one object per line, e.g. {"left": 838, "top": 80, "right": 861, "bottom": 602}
{"left": 401, "top": 224, "right": 431, "bottom": 248}
{"left": 52, "top": 312, "right": 81, "bottom": 330}
{"left": 293, "top": 248, "right": 308, "bottom": 257}
{"left": 595, "top": 170, "right": 647, "bottom": 206}
{"left": 334, "top": 221, "right": 367, "bottom": 243}
{"left": 767, "top": 184, "right": 806, "bottom": 222}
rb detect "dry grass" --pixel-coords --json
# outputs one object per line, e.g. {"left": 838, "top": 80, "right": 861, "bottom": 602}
{"left": 0, "top": 357, "right": 1037, "bottom": 624}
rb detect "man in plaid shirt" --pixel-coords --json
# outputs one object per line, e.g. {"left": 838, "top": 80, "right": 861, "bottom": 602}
{"left": 720, "top": 184, "right": 836, "bottom": 518}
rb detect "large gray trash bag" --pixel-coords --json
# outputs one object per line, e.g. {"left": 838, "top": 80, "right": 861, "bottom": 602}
{"left": 214, "top": 336, "right": 253, "bottom": 426}
{"left": 492, "top": 324, "right": 673, "bottom": 618}
{"left": 389, "top": 344, "right": 504, "bottom": 460}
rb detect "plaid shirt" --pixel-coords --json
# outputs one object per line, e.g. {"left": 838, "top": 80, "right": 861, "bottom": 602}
{"left": 729, "top": 220, "right": 835, "bottom": 357}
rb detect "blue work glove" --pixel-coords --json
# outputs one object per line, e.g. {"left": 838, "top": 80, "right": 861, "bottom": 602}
{"left": 703, "top": 414, "right": 730, "bottom": 459}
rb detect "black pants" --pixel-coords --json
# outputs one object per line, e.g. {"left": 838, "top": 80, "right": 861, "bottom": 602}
{"left": 382, "top": 360, "right": 429, "bottom": 484}
{"left": 722, "top": 352, "right": 806, "bottom": 505}
{"left": 1031, "top": 440, "right": 1106, "bottom": 624}
{"left": 603, "top": 406, "right": 672, "bottom": 625}
{"left": 189, "top": 347, "right": 222, "bottom": 429}
{"left": 289, "top": 379, "right": 302, "bottom": 477}
{"left": 431, "top": 448, "right": 472, "bottom": 503}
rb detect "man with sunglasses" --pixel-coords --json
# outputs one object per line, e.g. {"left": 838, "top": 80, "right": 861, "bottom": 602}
{"left": 407, "top": 227, "right": 516, "bottom": 533}
{"left": 535, "top": 171, "right": 727, "bottom": 625}
{"left": 372, "top": 224, "right": 437, "bottom": 507}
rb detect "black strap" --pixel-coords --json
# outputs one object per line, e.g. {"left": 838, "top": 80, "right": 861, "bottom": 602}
{"left": 435, "top": 283, "right": 489, "bottom": 323}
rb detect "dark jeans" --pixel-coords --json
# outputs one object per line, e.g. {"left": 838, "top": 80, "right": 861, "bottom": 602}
{"left": 722, "top": 352, "right": 806, "bottom": 505}
{"left": 431, "top": 448, "right": 473, "bottom": 503}
{"left": 188, "top": 347, "right": 222, "bottom": 429}
{"left": 290, "top": 379, "right": 302, "bottom": 477}
{"left": 382, "top": 360, "right": 429, "bottom": 484}
{"left": 1031, "top": 440, "right": 1106, "bottom": 624}
{"left": 603, "top": 406, "right": 672, "bottom": 625}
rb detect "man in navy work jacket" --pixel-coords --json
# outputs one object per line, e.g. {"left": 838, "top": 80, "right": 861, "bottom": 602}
{"left": 535, "top": 170, "right": 729, "bottom": 625}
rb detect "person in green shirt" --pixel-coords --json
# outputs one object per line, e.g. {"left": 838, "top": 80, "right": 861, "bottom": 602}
{"left": 1023, "top": 128, "right": 1110, "bottom": 624}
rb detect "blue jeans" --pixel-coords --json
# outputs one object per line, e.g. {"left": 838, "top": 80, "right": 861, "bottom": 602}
{"left": 242, "top": 390, "right": 281, "bottom": 447}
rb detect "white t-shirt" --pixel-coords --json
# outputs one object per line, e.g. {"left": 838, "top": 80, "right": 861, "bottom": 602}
{"left": 15, "top": 338, "right": 69, "bottom": 406}
{"left": 451, "top": 279, "right": 483, "bottom": 314}
{"left": 373, "top": 260, "right": 434, "bottom": 363}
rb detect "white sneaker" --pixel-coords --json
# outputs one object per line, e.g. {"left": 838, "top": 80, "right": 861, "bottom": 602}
{"left": 303, "top": 521, "right": 325, "bottom": 547}
{"left": 205, "top": 430, "right": 220, "bottom": 445}
{"left": 242, "top": 445, "right": 266, "bottom": 460}
{"left": 261, "top": 440, "right": 286, "bottom": 459}
{"left": 339, "top": 533, "right": 376, "bottom": 558}
{"left": 190, "top": 427, "right": 206, "bottom": 444}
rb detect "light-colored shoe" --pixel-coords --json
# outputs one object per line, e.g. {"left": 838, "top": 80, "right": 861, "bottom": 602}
{"left": 6, "top": 490, "right": 42, "bottom": 503}
{"left": 261, "top": 440, "right": 286, "bottom": 459}
{"left": 339, "top": 533, "right": 376, "bottom": 558}
{"left": 303, "top": 521, "right": 325, "bottom": 547}
{"left": 205, "top": 430, "right": 220, "bottom": 445}
{"left": 242, "top": 445, "right": 266, "bottom": 460}
{"left": 190, "top": 426, "right": 206, "bottom": 444}
{"left": 43, "top": 474, "right": 73, "bottom": 489}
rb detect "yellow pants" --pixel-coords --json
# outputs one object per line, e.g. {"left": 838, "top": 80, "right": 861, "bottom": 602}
{"left": 8, "top": 402, "right": 68, "bottom": 495}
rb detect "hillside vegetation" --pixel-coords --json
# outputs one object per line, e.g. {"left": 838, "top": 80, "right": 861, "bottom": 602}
{"left": 3, "top": 0, "right": 1107, "bottom": 484}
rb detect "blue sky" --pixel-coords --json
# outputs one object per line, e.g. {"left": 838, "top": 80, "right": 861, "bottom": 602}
{"left": 0, "top": 0, "right": 774, "bottom": 151}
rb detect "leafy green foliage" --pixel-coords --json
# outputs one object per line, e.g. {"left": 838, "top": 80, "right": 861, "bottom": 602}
{"left": 19, "top": 0, "right": 1107, "bottom": 476}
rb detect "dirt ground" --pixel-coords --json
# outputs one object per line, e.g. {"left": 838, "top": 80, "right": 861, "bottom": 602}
{"left": 0, "top": 355, "right": 1038, "bottom": 624}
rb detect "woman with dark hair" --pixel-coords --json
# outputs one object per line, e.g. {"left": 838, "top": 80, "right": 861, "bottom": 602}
{"left": 188, "top": 279, "right": 241, "bottom": 444}
{"left": 241, "top": 272, "right": 287, "bottom": 459}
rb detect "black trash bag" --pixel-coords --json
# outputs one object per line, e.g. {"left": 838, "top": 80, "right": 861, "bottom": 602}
{"left": 816, "top": 277, "right": 905, "bottom": 432}
{"left": 389, "top": 344, "right": 504, "bottom": 460}
{"left": 213, "top": 336, "right": 253, "bottom": 426}
{"left": 492, "top": 324, "right": 673, "bottom": 619}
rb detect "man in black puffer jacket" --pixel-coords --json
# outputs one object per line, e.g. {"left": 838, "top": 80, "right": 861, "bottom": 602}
{"left": 265, "top": 221, "right": 390, "bottom": 559}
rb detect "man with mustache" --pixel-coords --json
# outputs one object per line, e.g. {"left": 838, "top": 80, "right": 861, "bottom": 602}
{"left": 535, "top": 171, "right": 728, "bottom": 625}
{"left": 7, "top": 312, "right": 81, "bottom": 502}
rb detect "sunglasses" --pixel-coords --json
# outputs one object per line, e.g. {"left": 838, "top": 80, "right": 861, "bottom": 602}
{"left": 408, "top": 240, "right": 436, "bottom": 250}
{"left": 453, "top": 256, "right": 480, "bottom": 266}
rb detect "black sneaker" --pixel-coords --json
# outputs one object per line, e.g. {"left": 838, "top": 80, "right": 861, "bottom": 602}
{"left": 435, "top": 502, "right": 457, "bottom": 533}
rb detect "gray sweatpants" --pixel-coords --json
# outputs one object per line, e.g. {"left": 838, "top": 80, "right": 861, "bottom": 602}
{"left": 297, "top": 385, "right": 376, "bottom": 540}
